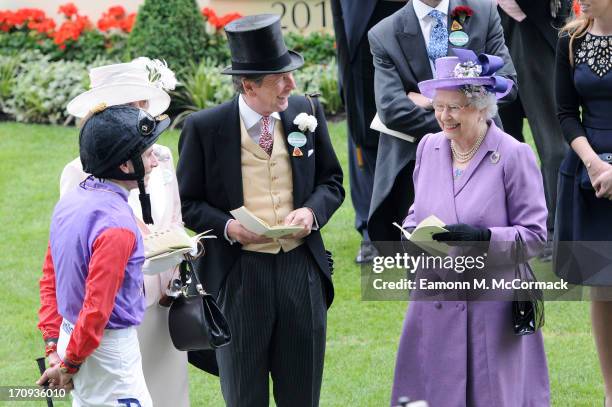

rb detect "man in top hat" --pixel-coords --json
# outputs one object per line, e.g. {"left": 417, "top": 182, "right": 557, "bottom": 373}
{"left": 176, "top": 14, "right": 344, "bottom": 407}
{"left": 366, "top": 0, "right": 517, "bottom": 244}
{"left": 37, "top": 105, "right": 170, "bottom": 407}
{"left": 38, "top": 58, "right": 190, "bottom": 406}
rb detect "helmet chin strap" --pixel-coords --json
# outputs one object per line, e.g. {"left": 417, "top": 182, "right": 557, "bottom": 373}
{"left": 130, "top": 154, "right": 154, "bottom": 225}
{"left": 98, "top": 154, "right": 154, "bottom": 225}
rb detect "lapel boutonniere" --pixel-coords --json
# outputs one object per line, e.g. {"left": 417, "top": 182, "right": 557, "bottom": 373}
{"left": 289, "top": 113, "right": 317, "bottom": 157}
{"left": 451, "top": 6, "right": 474, "bottom": 25}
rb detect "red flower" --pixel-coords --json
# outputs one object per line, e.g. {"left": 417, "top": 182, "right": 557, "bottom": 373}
{"left": 201, "top": 7, "right": 215, "bottom": 19}
{"left": 58, "top": 3, "right": 78, "bottom": 18}
{"left": 97, "top": 6, "right": 134, "bottom": 33}
{"left": 573, "top": 0, "right": 581, "bottom": 15}
{"left": 0, "top": 8, "right": 53, "bottom": 33}
{"left": 120, "top": 13, "right": 136, "bottom": 33}
{"left": 201, "top": 8, "right": 241, "bottom": 31}
{"left": 53, "top": 14, "right": 91, "bottom": 48}
{"left": 451, "top": 5, "right": 474, "bottom": 18}
{"left": 108, "top": 6, "right": 126, "bottom": 18}
{"left": 28, "top": 17, "right": 55, "bottom": 34}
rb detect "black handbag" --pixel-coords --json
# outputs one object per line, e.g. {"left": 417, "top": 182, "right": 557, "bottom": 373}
{"left": 168, "top": 260, "right": 231, "bottom": 351}
{"left": 512, "top": 234, "right": 545, "bottom": 336}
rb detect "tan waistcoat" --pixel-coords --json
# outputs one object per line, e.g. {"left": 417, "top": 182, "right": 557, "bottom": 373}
{"left": 240, "top": 118, "right": 303, "bottom": 253}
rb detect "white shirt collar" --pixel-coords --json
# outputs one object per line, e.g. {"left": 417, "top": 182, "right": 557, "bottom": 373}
{"left": 413, "top": 0, "right": 450, "bottom": 21}
{"left": 238, "top": 94, "right": 282, "bottom": 131}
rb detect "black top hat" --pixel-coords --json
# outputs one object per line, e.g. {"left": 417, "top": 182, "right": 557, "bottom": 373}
{"left": 222, "top": 14, "right": 304, "bottom": 75}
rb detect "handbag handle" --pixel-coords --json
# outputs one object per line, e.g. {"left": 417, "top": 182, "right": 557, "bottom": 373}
{"left": 178, "top": 260, "right": 206, "bottom": 297}
{"left": 513, "top": 233, "right": 529, "bottom": 265}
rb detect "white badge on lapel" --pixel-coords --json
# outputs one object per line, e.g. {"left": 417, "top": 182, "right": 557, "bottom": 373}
{"left": 288, "top": 132, "right": 307, "bottom": 157}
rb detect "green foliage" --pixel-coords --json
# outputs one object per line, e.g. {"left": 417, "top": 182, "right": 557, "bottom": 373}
{"left": 127, "top": 0, "right": 213, "bottom": 76}
{"left": 54, "top": 31, "right": 129, "bottom": 64}
{"left": 200, "top": 29, "right": 231, "bottom": 68}
{"left": 4, "top": 53, "right": 87, "bottom": 124}
{"left": 0, "top": 30, "right": 127, "bottom": 65}
{"left": 170, "top": 59, "right": 234, "bottom": 128}
{"left": 0, "top": 30, "right": 56, "bottom": 56}
{"left": 2, "top": 51, "right": 115, "bottom": 124}
{"left": 294, "top": 60, "right": 343, "bottom": 116}
{"left": 0, "top": 121, "right": 606, "bottom": 406}
{"left": 286, "top": 31, "right": 336, "bottom": 66}
{"left": 0, "top": 54, "right": 22, "bottom": 113}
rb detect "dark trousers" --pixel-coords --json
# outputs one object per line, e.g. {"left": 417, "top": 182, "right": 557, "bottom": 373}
{"left": 498, "top": 95, "right": 526, "bottom": 143}
{"left": 345, "top": 0, "right": 404, "bottom": 240}
{"left": 349, "top": 137, "right": 377, "bottom": 240}
{"left": 216, "top": 245, "right": 327, "bottom": 407}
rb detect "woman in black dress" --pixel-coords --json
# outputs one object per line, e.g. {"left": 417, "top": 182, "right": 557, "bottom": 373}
{"left": 555, "top": 1, "right": 612, "bottom": 404}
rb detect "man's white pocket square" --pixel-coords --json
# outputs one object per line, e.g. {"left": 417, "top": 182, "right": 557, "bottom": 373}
{"left": 308, "top": 149, "right": 314, "bottom": 157}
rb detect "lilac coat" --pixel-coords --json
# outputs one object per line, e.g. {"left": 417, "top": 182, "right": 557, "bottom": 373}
{"left": 393, "top": 123, "right": 550, "bottom": 406}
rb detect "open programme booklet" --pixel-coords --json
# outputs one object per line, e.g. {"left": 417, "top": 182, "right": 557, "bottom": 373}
{"left": 230, "top": 206, "right": 304, "bottom": 238}
{"left": 143, "top": 225, "right": 214, "bottom": 260}
{"left": 393, "top": 215, "right": 450, "bottom": 256}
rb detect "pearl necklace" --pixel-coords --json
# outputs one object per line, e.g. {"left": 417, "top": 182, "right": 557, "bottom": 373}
{"left": 450, "top": 128, "right": 487, "bottom": 163}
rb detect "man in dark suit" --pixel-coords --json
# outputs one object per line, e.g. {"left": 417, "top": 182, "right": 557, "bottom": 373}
{"left": 367, "top": 0, "right": 517, "bottom": 243}
{"left": 331, "top": 0, "right": 406, "bottom": 263}
{"left": 176, "top": 15, "right": 344, "bottom": 407}
{"left": 497, "top": 7, "right": 526, "bottom": 143}
{"left": 498, "top": 0, "right": 572, "bottom": 260}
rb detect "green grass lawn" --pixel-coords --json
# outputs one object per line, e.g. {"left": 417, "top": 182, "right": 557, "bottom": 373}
{"left": 0, "top": 120, "right": 604, "bottom": 406}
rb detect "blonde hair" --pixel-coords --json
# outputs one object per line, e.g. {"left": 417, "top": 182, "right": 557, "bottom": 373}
{"left": 560, "top": 13, "right": 594, "bottom": 67}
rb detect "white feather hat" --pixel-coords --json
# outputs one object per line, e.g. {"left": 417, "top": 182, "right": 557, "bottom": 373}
{"left": 67, "top": 57, "right": 176, "bottom": 118}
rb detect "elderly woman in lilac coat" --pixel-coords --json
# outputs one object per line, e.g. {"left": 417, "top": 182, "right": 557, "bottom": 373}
{"left": 392, "top": 50, "right": 550, "bottom": 407}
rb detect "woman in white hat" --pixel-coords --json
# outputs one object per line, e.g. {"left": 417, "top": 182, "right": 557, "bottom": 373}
{"left": 39, "top": 58, "right": 190, "bottom": 406}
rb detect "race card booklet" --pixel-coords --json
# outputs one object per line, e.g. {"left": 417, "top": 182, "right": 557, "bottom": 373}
{"left": 370, "top": 113, "right": 416, "bottom": 143}
{"left": 230, "top": 206, "right": 304, "bottom": 238}
{"left": 144, "top": 224, "right": 214, "bottom": 260}
{"left": 393, "top": 215, "right": 450, "bottom": 256}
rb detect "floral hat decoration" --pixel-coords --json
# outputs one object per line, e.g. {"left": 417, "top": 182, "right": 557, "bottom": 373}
{"left": 67, "top": 57, "right": 177, "bottom": 118}
{"left": 418, "top": 48, "right": 514, "bottom": 100}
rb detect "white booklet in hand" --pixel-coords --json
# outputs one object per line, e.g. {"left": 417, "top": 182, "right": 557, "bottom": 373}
{"left": 230, "top": 206, "right": 304, "bottom": 238}
{"left": 370, "top": 113, "right": 416, "bottom": 143}
{"left": 393, "top": 215, "right": 450, "bottom": 256}
{"left": 144, "top": 225, "right": 215, "bottom": 260}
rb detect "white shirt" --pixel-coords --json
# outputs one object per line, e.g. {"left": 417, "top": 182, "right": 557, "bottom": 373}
{"left": 413, "top": 0, "right": 450, "bottom": 74}
{"left": 238, "top": 94, "right": 281, "bottom": 144}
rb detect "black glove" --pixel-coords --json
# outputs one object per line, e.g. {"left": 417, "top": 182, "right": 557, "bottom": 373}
{"left": 432, "top": 223, "right": 491, "bottom": 242}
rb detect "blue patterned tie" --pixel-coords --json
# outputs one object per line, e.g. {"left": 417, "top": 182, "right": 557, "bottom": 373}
{"left": 427, "top": 10, "right": 448, "bottom": 63}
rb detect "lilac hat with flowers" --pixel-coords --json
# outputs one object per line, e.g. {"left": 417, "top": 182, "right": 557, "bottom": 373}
{"left": 418, "top": 48, "right": 514, "bottom": 100}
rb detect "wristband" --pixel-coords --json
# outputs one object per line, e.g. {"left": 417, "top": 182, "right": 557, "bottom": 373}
{"left": 59, "top": 359, "right": 80, "bottom": 374}
{"left": 44, "top": 341, "right": 58, "bottom": 357}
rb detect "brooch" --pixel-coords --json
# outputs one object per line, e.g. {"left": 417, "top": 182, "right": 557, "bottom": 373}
{"left": 490, "top": 151, "right": 500, "bottom": 164}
